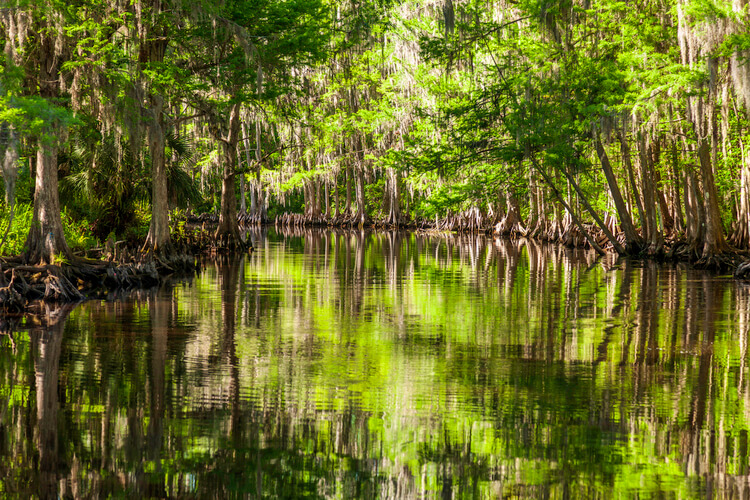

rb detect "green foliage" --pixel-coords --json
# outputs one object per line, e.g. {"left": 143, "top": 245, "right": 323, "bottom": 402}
{"left": 0, "top": 202, "right": 33, "bottom": 256}
{"left": 0, "top": 203, "right": 97, "bottom": 256}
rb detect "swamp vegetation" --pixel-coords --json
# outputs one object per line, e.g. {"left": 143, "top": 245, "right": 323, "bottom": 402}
{"left": 4, "top": 1, "right": 750, "bottom": 496}
{"left": 0, "top": 0, "right": 750, "bottom": 276}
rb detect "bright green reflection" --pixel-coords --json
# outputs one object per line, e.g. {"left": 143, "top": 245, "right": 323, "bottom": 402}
{"left": 2, "top": 228, "right": 750, "bottom": 498}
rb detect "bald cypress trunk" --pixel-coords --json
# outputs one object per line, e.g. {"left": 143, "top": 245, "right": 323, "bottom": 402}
{"left": 345, "top": 166, "right": 353, "bottom": 215}
{"left": 387, "top": 168, "right": 401, "bottom": 226}
{"left": 140, "top": 0, "right": 172, "bottom": 254}
{"left": 144, "top": 94, "right": 171, "bottom": 252}
{"left": 215, "top": 102, "right": 243, "bottom": 247}
{"left": 638, "top": 135, "right": 664, "bottom": 255}
{"left": 697, "top": 140, "right": 729, "bottom": 257}
{"left": 25, "top": 144, "right": 73, "bottom": 264}
{"left": 595, "top": 137, "right": 643, "bottom": 253}
{"left": 24, "top": 26, "right": 73, "bottom": 264}
{"left": 731, "top": 137, "right": 750, "bottom": 247}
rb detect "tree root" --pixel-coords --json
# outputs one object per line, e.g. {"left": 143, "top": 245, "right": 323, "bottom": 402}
{"left": 695, "top": 252, "right": 746, "bottom": 273}
{"left": 0, "top": 259, "right": 169, "bottom": 312}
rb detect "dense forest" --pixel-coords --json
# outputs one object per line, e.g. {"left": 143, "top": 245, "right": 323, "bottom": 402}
{"left": 1, "top": 0, "right": 750, "bottom": 268}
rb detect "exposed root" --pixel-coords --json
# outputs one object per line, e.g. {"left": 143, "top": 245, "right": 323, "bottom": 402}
{"left": 0, "top": 260, "right": 166, "bottom": 312}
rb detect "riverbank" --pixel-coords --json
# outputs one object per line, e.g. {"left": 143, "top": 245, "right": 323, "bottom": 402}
{"left": 0, "top": 222, "right": 253, "bottom": 313}
{"left": 3, "top": 214, "right": 750, "bottom": 314}
{"left": 266, "top": 211, "right": 750, "bottom": 275}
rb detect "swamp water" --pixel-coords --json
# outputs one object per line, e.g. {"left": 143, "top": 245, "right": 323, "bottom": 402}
{"left": 2, "top": 228, "right": 750, "bottom": 498}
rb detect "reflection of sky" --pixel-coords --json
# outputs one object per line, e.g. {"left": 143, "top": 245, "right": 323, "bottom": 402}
{"left": 2, "top": 229, "right": 747, "bottom": 498}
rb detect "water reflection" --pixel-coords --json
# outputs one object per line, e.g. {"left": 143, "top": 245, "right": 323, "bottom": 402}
{"left": 3, "top": 229, "right": 750, "bottom": 497}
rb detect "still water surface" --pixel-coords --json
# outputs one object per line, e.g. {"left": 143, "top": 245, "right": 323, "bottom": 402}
{"left": 2, "top": 228, "right": 750, "bottom": 498}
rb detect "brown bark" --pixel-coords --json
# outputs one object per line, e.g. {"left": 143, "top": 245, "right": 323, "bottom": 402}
{"left": 496, "top": 195, "right": 525, "bottom": 235}
{"left": 24, "top": 20, "right": 73, "bottom": 265}
{"left": 354, "top": 137, "right": 367, "bottom": 224}
{"left": 355, "top": 166, "right": 366, "bottom": 225}
{"left": 345, "top": 165, "right": 352, "bottom": 215}
{"left": 638, "top": 136, "right": 664, "bottom": 255}
{"left": 387, "top": 168, "right": 401, "bottom": 225}
{"left": 238, "top": 171, "right": 247, "bottom": 213}
{"left": 559, "top": 165, "right": 625, "bottom": 255}
{"left": 314, "top": 179, "right": 322, "bottom": 217}
{"left": 144, "top": 94, "right": 171, "bottom": 252}
{"left": 697, "top": 140, "right": 729, "bottom": 257}
{"left": 650, "top": 138, "right": 674, "bottom": 234}
{"left": 242, "top": 120, "right": 259, "bottom": 216}
{"left": 140, "top": 2, "right": 171, "bottom": 254}
{"left": 333, "top": 174, "right": 340, "bottom": 217}
{"left": 303, "top": 182, "right": 311, "bottom": 216}
{"left": 684, "top": 164, "right": 705, "bottom": 251}
{"left": 671, "top": 138, "right": 685, "bottom": 232}
{"left": 215, "top": 102, "right": 243, "bottom": 246}
{"left": 25, "top": 144, "right": 73, "bottom": 264}
{"left": 731, "top": 137, "right": 750, "bottom": 247}
{"left": 530, "top": 156, "right": 606, "bottom": 255}
{"left": 595, "top": 137, "right": 643, "bottom": 253}
{"left": 324, "top": 179, "right": 331, "bottom": 218}
{"left": 619, "top": 132, "right": 646, "bottom": 232}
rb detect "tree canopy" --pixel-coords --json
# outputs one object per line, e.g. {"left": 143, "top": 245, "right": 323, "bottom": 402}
{"left": 1, "top": 0, "right": 750, "bottom": 267}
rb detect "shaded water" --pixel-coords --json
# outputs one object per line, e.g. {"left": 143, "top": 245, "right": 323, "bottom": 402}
{"left": 2, "top": 228, "right": 750, "bottom": 498}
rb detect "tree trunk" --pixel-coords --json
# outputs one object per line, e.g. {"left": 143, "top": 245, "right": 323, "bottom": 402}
{"left": 671, "top": 138, "right": 685, "bottom": 232}
{"left": 324, "top": 179, "right": 331, "bottom": 218}
{"left": 345, "top": 165, "right": 352, "bottom": 215}
{"left": 530, "top": 156, "right": 606, "bottom": 255}
{"left": 139, "top": 1, "right": 171, "bottom": 255}
{"left": 619, "top": 132, "right": 646, "bottom": 234}
{"left": 242, "top": 120, "right": 259, "bottom": 216}
{"left": 638, "top": 135, "right": 664, "bottom": 255}
{"left": 215, "top": 102, "right": 243, "bottom": 246}
{"left": 333, "top": 174, "right": 340, "bottom": 218}
{"left": 731, "top": 136, "right": 750, "bottom": 247}
{"left": 697, "top": 139, "right": 729, "bottom": 257}
{"left": 254, "top": 119, "right": 265, "bottom": 220}
{"left": 144, "top": 95, "right": 171, "bottom": 253}
{"left": 355, "top": 165, "right": 366, "bottom": 225}
{"left": 684, "top": 164, "right": 705, "bottom": 252}
{"left": 559, "top": 164, "right": 625, "bottom": 255}
{"left": 495, "top": 194, "right": 525, "bottom": 235}
{"left": 387, "top": 168, "right": 401, "bottom": 226}
{"left": 314, "top": 179, "right": 322, "bottom": 217}
{"left": 651, "top": 138, "right": 674, "bottom": 233}
{"left": 25, "top": 144, "right": 73, "bottom": 264}
{"left": 238, "top": 171, "right": 247, "bottom": 214}
{"left": 595, "top": 137, "right": 643, "bottom": 253}
{"left": 24, "top": 21, "right": 72, "bottom": 264}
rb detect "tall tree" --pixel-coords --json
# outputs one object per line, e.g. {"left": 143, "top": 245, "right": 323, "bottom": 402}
{"left": 1, "top": 3, "right": 77, "bottom": 264}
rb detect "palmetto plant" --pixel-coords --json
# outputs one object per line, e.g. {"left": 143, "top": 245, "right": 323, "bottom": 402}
{"left": 61, "top": 131, "right": 200, "bottom": 241}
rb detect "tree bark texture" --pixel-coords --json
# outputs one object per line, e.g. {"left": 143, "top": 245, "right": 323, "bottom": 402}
{"left": 215, "top": 102, "right": 243, "bottom": 245}
{"left": 595, "top": 137, "right": 642, "bottom": 253}
{"left": 144, "top": 95, "right": 171, "bottom": 252}
{"left": 24, "top": 20, "right": 73, "bottom": 264}
{"left": 25, "top": 145, "right": 73, "bottom": 264}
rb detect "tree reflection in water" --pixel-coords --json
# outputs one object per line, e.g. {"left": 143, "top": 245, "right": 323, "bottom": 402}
{"left": 2, "top": 229, "right": 750, "bottom": 497}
